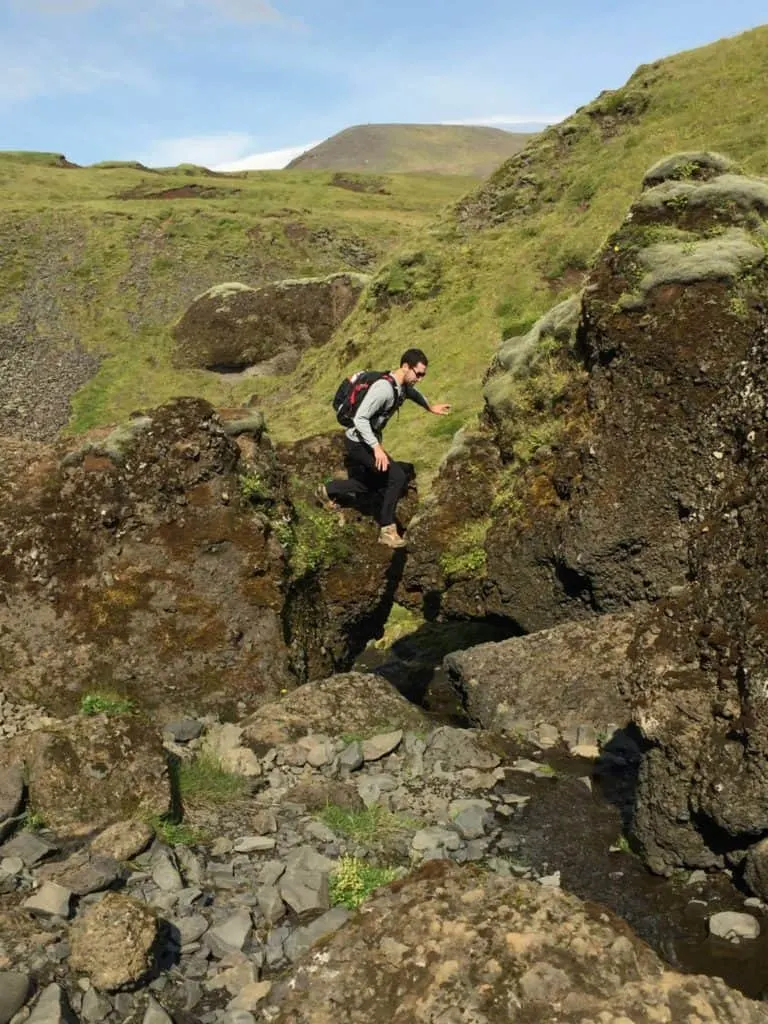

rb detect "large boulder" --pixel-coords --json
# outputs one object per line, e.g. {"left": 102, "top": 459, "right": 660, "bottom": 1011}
{"left": 0, "top": 714, "right": 169, "bottom": 835}
{"left": 0, "top": 398, "right": 415, "bottom": 717}
{"left": 240, "top": 672, "right": 428, "bottom": 752}
{"left": 269, "top": 861, "right": 768, "bottom": 1023}
{"left": 171, "top": 272, "right": 368, "bottom": 372}
{"left": 444, "top": 611, "right": 639, "bottom": 736}
{"left": 402, "top": 154, "right": 768, "bottom": 633}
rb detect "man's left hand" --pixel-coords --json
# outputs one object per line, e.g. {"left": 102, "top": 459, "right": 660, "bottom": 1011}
{"left": 429, "top": 403, "right": 452, "bottom": 415}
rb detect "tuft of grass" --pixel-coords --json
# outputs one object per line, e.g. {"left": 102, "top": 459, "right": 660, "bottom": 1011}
{"left": 22, "top": 809, "right": 47, "bottom": 832}
{"left": 239, "top": 471, "right": 272, "bottom": 503}
{"left": 175, "top": 753, "right": 249, "bottom": 804}
{"left": 440, "top": 518, "right": 491, "bottom": 579}
{"left": 146, "top": 815, "right": 207, "bottom": 846}
{"left": 289, "top": 499, "right": 355, "bottom": 576}
{"left": 80, "top": 692, "right": 136, "bottom": 716}
{"left": 318, "top": 803, "right": 420, "bottom": 845}
{"left": 329, "top": 855, "right": 400, "bottom": 909}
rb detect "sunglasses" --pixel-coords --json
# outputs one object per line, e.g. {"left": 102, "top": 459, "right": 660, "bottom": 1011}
{"left": 413, "top": 369, "right": 426, "bottom": 379}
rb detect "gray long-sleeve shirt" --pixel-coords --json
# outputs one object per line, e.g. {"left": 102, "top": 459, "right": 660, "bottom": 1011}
{"left": 347, "top": 377, "right": 430, "bottom": 448}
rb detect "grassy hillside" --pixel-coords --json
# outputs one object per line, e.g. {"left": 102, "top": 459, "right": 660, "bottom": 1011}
{"left": 0, "top": 156, "right": 475, "bottom": 437}
{"left": 286, "top": 124, "right": 534, "bottom": 178}
{"left": 253, "top": 24, "right": 768, "bottom": 485}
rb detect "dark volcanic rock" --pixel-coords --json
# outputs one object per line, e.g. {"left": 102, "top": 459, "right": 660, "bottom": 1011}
{"left": 171, "top": 272, "right": 367, "bottom": 373}
{"left": 403, "top": 155, "right": 768, "bottom": 634}
{"left": 0, "top": 398, "right": 415, "bottom": 716}
{"left": 403, "top": 155, "right": 768, "bottom": 880}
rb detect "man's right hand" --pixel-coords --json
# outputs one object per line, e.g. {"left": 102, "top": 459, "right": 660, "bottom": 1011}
{"left": 374, "top": 446, "right": 390, "bottom": 472}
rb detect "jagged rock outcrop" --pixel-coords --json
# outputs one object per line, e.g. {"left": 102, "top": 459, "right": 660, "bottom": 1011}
{"left": 404, "top": 154, "right": 768, "bottom": 881}
{"left": 404, "top": 153, "right": 768, "bottom": 634}
{"left": 269, "top": 861, "right": 768, "bottom": 1023}
{"left": 0, "top": 397, "right": 414, "bottom": 717}
{"left": 171, "top": 272, "right": 368, "bottom": 373}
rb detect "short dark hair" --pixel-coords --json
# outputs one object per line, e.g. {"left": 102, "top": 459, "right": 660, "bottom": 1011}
{"left": 400, "top": 348, "right": 428, "bottom": 369}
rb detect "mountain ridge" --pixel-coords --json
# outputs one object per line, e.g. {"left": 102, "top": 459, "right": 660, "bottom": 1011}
{"left": 285, "top": 123, "right": 536, "bottom": 177}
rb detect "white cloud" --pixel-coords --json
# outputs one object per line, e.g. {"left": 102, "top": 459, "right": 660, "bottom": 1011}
{"left": 214, "top": 141, "right": 321, "bottom": 171}
{"left": 442, "top": 114, "right": 568, "bottom": 127}
{"left": 138, "top": 132, "right": 257, "bottom": 167}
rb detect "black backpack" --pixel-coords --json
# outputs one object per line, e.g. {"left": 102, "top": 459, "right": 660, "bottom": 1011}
{"left": 332, "top": 370, "right": 400, "bottom": 427}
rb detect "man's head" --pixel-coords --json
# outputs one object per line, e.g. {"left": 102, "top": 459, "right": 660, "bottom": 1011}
{"left": 400, "top": 348, "right": 428, "bottom": 386}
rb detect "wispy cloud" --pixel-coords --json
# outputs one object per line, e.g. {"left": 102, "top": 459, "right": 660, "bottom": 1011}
{"left": 0, "top": 44, "right": 152, "bottom": 104}
{"left": 16, "top": 0, "right": 290, "bottom": 20}
{"left": 214, "top": 140, "right": 322, "bottom": 171}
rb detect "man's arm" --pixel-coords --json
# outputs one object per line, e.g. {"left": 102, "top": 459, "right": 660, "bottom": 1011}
{"left": 406, "top": 384, "right": 451, "bottom": 416}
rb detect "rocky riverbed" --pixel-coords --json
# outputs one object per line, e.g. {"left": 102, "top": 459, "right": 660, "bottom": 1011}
{"left": 2, "top": 669, "right": 768, "bottom": 1024}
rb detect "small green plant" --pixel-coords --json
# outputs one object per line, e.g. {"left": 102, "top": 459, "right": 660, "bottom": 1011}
{"left": 318, "top": 804, "right": 420, "bottom": 845}
{"left": 329, "top": 856, "right": 400, "bottom": 909}
{"left": 239, "top": 472, "right": 271, "bottom": 503}
{"left": 440, "top": 518, "right": 490, "bottom": 580}
{"left": 728, "top": 295, "right": 749, "bottom": 320}
{"left": 609, "top": 834, "right": 632, "bottom": 854}
{"left": 22, "top": 809, "right": 46, "bottom": 832}
{"left": 176, "top": 753, "right": 249, "bottom": 804}
{"left": 290, "top": 499, "right": 353, "bottom": 576}
{"left": 80, "top": 693, "right": 136, "bottom": 716}
{"left": 146, "top": 815, "right": 207, "bottom": 846}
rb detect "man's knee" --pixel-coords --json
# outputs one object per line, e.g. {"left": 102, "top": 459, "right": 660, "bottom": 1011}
{"left": 388, "top": 461, "right": 409, "bottom": 488}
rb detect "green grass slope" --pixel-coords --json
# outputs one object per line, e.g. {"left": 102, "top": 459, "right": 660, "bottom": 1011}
{"left": 285, "top": 124, "right": 535, "bottom": 178}
{"left": 257, "top": 24, "right": 768, "bottom": 484}
{"left": 0, "top": 157, "right": 474, "bottom": 433}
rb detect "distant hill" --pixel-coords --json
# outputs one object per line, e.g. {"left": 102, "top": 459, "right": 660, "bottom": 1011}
{"left": 285, "top": 124, "right": 536, "bottom": 177}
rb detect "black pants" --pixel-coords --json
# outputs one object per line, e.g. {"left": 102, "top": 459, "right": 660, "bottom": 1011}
{"left": 326, "top": 438, "right": 413, "bottom": 527}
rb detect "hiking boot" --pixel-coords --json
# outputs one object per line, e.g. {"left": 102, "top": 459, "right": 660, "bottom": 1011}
{"left": 378, "top": 524, "right": 407, "bottom": 549}
{"left": 315, "top": 482, "right": 339, "bottom": 511}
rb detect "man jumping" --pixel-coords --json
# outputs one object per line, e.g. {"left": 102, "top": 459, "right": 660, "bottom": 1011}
{"left": 318, "top": 348, "right": 451, "bottom": 548}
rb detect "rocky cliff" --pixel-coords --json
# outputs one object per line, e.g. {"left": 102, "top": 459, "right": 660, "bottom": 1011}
{"left": 403, "top": 153, "right": 768, "bottom": 883}
{"left": 0, "top": 397, "right": 413, "bottom": 720}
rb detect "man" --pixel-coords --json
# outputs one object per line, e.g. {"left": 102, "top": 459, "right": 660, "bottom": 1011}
{"left": 318, "top": 348, "right": 451, "bottom": 548}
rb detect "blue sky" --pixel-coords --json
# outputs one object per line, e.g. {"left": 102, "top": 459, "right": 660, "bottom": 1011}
{"left": 0, "top": 0, "right": 765, "bottom": 169}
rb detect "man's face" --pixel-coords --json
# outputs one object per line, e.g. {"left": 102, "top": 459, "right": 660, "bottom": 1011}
{"left": 406, "top": 362, "right": 427, "bottom": 385}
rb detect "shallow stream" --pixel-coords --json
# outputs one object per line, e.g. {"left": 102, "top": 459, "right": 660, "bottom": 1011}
{"left": 356, "top": 629, "right": 768, "bottom": 1001}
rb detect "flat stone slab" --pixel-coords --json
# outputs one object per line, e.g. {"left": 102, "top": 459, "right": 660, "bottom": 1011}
{"left": 0, "top": 831, "right": 58, "bottom": 867}
{"left": 207, "top": 910, "right": 253, "bottom": 957}
{"left": 26, "top": 984, "right": 71, "bottom": 1024}
{"left": 233, "top": 836, "right": 277, "bottom": 854}
{"left": 23, "top": 882, "right": 72, "bottom": 919}
{"left": 362, "top": 731, "right": 403, "bottom": 762}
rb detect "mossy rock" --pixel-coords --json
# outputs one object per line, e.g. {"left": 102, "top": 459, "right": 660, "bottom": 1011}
{"left": 172, "top": 272, "right": 368, "bottom": 372}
